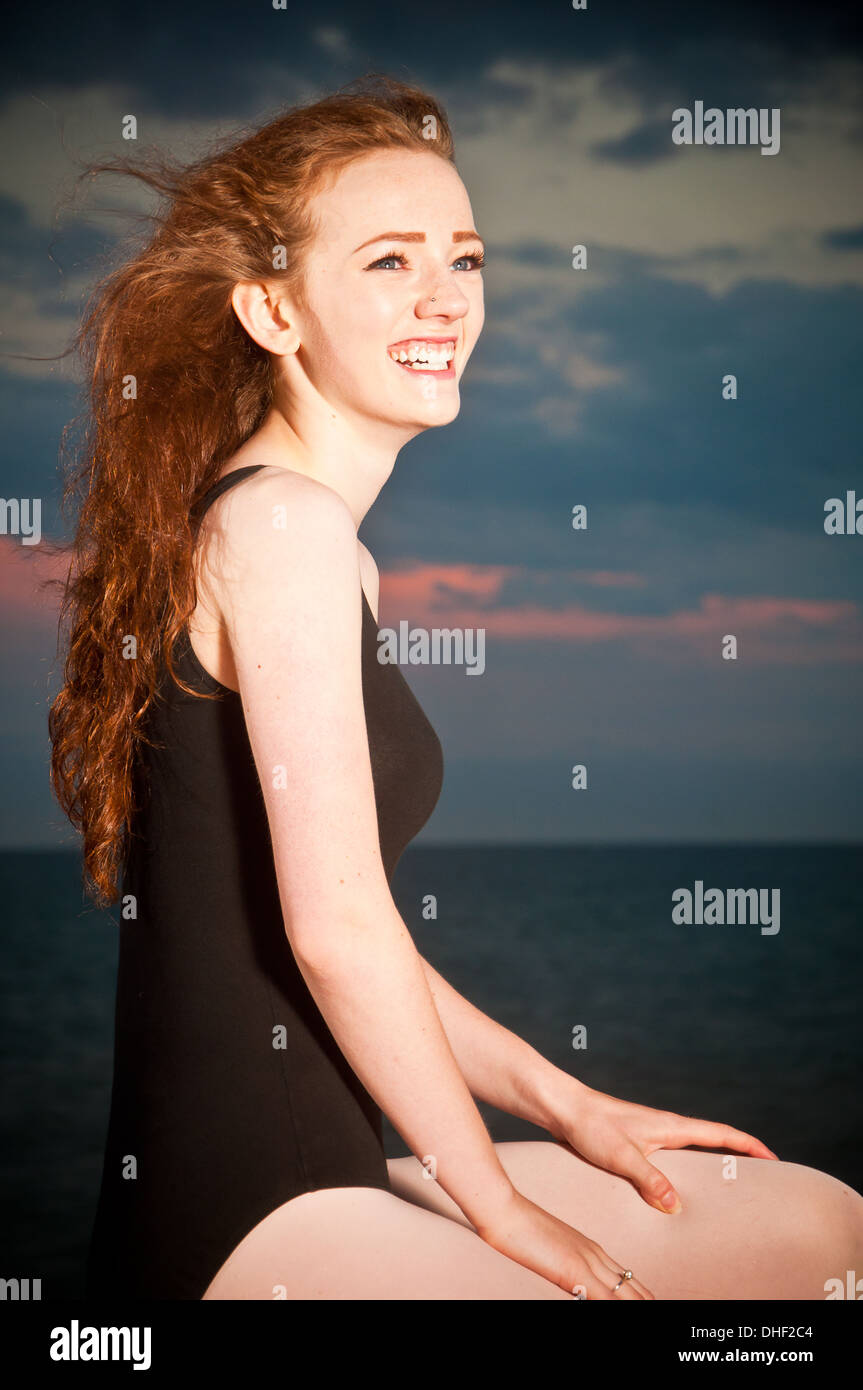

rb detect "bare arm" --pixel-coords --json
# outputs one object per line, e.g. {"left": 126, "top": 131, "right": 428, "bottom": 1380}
{"left": 417, "top": 954, "right": 583, "bottom": 1130}
{"left": 212, "top": 470, "right": 515, "bottom": 1230}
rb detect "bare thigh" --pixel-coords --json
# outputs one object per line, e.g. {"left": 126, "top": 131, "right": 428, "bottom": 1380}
{"left": 203, "top": 1140, "right": 863, "bottom": 1300}
{"left": 389, "top": 1141, "right": 863, "bottom": 1301}
{"left": 201, "top": 1182, "right": 574, "bottom": 1300}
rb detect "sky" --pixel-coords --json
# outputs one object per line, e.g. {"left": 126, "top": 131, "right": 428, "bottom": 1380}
{"left": 1, "top": 0, "right": 862, "bottom": 847}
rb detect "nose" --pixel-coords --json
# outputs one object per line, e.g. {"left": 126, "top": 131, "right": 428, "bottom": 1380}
{"left": 415, "top": 276, "right": 470, "bottom": 322}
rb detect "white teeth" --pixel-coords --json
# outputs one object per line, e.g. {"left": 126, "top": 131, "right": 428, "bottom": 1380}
{"left": 389, "top": 340, "right": 455, "bottom": 367}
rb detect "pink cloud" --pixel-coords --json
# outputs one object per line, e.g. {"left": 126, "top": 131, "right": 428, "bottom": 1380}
{"left": 0, "top": 535, "right": 69, "bottom": 633}
{"left": 378, "top": 567, "right": 863, "bottom": 666}
{"left": 381, "top": 563, "right": 516, "bottom": 607}
{"left": 380, "top": 562, "right": 647, "bottom": 605}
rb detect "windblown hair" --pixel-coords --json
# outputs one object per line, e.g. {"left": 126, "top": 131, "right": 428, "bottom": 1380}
{"left": 47, "top": 74, "right": 455, "bottom": 908}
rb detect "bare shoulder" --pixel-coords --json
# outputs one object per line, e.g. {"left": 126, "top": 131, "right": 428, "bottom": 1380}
{"left": 206, "top": 463, "right": 354, "bottom": 540}
{"left": 199, "top": 465, "right": 361, "bottom": 622}
{"left": 199, "top": 465, "right": 395, "bottom": 942}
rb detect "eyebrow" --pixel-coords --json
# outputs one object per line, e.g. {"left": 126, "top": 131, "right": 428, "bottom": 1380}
{"left": 352, "top": 230, "right": 485, "bottom": 254}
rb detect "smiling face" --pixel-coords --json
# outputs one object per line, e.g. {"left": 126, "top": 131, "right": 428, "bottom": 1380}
{"left": 282, "top": 147, "right": 485, "bottom": 437}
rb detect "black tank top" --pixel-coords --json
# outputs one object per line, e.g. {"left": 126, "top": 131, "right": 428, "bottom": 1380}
{"left": 85, "top": 463, "right": 444, "bottom": 1300}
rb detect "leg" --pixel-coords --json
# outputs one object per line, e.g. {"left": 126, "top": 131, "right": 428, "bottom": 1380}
{"left": 389, "top": 1141, "right": 863, "bottom": 1300}
{"left": 202, "top": 1185, "right": 574, "bottom": 1300}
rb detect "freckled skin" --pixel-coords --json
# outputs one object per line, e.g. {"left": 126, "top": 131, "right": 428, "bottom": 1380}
{"left": 230, "top": 147, "right": 485, "bottom": 497}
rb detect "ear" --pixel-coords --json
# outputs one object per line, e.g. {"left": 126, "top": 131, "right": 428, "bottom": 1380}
{"left": 231, "top": 281, "right": 301, "bottom": 355}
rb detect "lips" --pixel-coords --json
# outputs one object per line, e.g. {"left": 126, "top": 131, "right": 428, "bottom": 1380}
{"left": 389, "top": 356, "right": 456, "bottom": 378}
{"left": 387, "top": 337, "right": 457, "bottom": 349}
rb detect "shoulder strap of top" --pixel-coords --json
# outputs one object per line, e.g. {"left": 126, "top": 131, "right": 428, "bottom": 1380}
{"left": 190, "top": 463, "right": 269, "bottom": 533}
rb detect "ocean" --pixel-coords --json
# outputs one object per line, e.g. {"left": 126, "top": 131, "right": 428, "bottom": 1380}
{"left": 1, "top": 844, "right": 861, "bottom": 1299}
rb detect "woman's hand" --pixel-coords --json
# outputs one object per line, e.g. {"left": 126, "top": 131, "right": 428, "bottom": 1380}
{"left": 544, "top": 1076, "right": 780, "bottom": 1216}
{"left": 475, "top": 1188, "right": 655, "bottom": 1300}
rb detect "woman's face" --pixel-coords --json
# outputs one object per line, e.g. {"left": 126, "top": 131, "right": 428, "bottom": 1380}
{"left": 283, "top": 147, "right": 485, "bottom": 436}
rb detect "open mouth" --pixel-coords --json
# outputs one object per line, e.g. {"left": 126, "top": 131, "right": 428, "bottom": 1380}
{"left": 388, "top": 339, "right": 456, "bottom": 377}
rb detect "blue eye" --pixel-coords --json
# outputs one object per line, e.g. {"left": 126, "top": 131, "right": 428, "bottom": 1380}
{"left": 366, "top": 249, "right": 486, "bottom": 271}
{"left": 453, "top": 252, "right": 486, "bottom": 270}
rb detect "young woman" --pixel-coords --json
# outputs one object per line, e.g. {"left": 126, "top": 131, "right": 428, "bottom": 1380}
{"left": 49, "top": 76, "right": 862, "bottom": 1301}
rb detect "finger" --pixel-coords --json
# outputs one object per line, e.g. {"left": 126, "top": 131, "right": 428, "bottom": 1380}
{"left": 617, "top": 1143, "right": 683, "bottom": 1214}
{"left": 659, "top": 1119, "right": 778, "bottom": 1160}
{"left": 566, "top": 1246, "right": 615, "bottom": 1301}
{"left": 569, "top": 1271, "right": 613, "bottom": 1301}
{"left": 613, "top": 1278, "right": 643, "bottom": 1300}
{"left": 590, "top": 1282, "right": 615, "bottom": 1301}
{"left": 611, "top": 1273, "right": 653, "bottom": 1300}
{"left": 579, "top": 1250, "right": 629, "bottom": 1301}
{"left": 630, "top": 1275, "right": 655, "bottom": 1300}
{"left": 612, "top": 1270, "right": 654, "bottom": 1300}
{"left": 592, "top": 1248, "right": 650, "bottom": 1300}
{"left": 601, "top": 1266, "right": 643, "bottom": 1300}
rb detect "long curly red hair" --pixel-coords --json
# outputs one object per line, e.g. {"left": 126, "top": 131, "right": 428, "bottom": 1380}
{"left": 47, "top": 74, "right": 455, "bottom": 908}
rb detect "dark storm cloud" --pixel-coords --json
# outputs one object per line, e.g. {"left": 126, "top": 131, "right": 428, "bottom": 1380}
{"left": 590, "top": 117, "right": 675, "bottom": 168}
{"left": 821, "top": 224, "right": 863, "bottom": 251}
{"left": 3, "top": 1, "right": 860, "bottom": 119}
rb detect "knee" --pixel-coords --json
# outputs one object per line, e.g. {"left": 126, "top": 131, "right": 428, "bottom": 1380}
{"left": 779, "top": 1164, "right": 863, "bottom": 1276}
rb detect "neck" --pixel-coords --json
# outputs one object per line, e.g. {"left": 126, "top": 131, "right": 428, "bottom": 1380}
{"left": 250, "top": 392, "right": 413, "bottom": 529}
